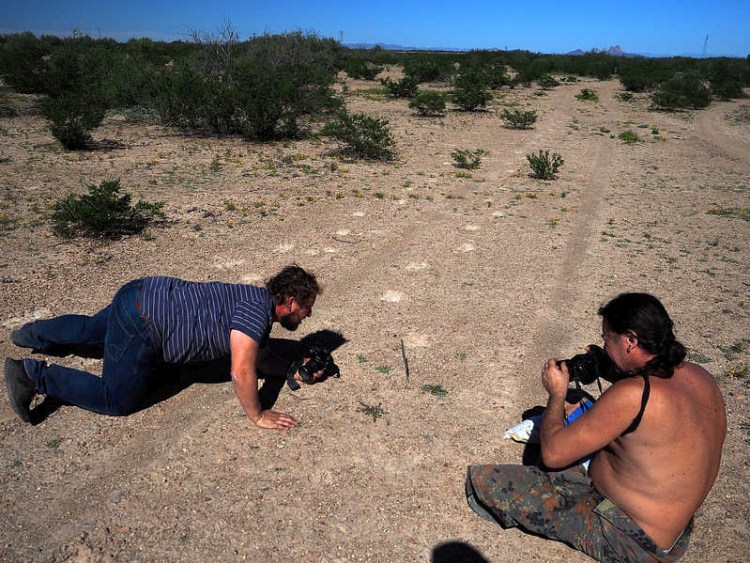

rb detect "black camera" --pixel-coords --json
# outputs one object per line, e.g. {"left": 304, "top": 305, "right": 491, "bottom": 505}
{"left": 557, "top": 344, "right": 610, "bottom": 385}
{"left": 286, "top": 345, "right": 340, "bottom": 390}
{"left": 298, "top": 345, "right": 338, "bottom": 382}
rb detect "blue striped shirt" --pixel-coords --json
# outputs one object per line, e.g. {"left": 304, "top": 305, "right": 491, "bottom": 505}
{"left": 140, "top": 276, "right": 275, "bottom": 364}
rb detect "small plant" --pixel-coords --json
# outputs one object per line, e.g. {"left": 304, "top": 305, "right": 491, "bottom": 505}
{"left": 451, "top": 149, "right": 484, "bottom": 170}
{"left": 356, "top": 354, "right": 368, "bottom": 363}
{"left": 51, "top": 179, "right": 165, "bottom": 239}
{"left": 616, "top": 91, "right": 634, "bottom": 102}
{"left": 688, "top": 351, "right": 712, "bottom": 364}
{"left": 0, "top": 93, "right": 17, "bottom": 117}
{"left": 321, "top": 110, "right": 396, "bottom": 161}
{"left": 421, "top": 384, "right": 449, "bottom": 397}
{"left": 536, "top": 74, "right": 560, "bottom": 89}
{"left": 380, "top": 76, "right": 419, "bottom": 99}
{"left": 575, "top": 88, "right": 599, "bottom": 102}
{"left": 618, "top": 130, "right": 639, "bottom": 143}
{"left": 718, "top": 339, "right": 750, "bottom": 360}
{"left": 725, "top": 361, "right": 747, "bottom": 382}
{"left": 376, "top": 365, "right": 392, "bottom": 374}
{"left": 46, "top": 439, "right": 61, "bottom": 449}
{"left": 357, "top": 402, "right": 387, "bottom": 422}
{"left": 526, "top": 150, "right": 564, "bottom": 180}
{"left": 707, "top": 205, "right": 750, "bottom": 221}
{"left": 409, "top": 90, "right": 446, "bottom": 117}
{"left": 499, "top": 108, "right": 538, "bottom": 129}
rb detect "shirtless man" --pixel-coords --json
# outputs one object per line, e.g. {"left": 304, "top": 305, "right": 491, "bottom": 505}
{"left": 467, "top": 293, "right": 726, "bottom": 563}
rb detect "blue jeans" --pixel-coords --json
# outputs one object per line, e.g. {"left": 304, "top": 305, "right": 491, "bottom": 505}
{"left": 21, "top": 279, "right": 160, "bottom": 416}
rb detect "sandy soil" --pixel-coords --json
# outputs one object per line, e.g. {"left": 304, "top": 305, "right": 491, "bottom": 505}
{"left": 0, "top": 75, "right": 748, "bottom": 563}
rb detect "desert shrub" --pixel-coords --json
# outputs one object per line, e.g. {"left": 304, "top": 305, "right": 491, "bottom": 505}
{"left": 560, "top": 75, "right": 578, "bottom": 83}
{"left": 452, "top": 69, "right": 492, "bottom": 111}
{"left": 233, "top": 33, "right": 340, "bottom": 139}
{"left": 403, "top": 60, "right": 449, "bottom": 83}
{"left": 380, "top": 76, "right": 419, "bottom": 98}
{"left": 651, "top": 72, "right": 711, "bottom": 109}
{"left": 526, "top": 150, "right": 564, "bottom": 180}
{"left": 0, "top": 32, "right": 55, "bottom": 94}
{"left": 321, "top": 110, "right": 396, "bottom": 160}
{"left": 537, "top": 74, "right": 560, "bottom": 89}
{"left": 708, "top": 58, "right": 749, "bottom": 101}
{"left": 575, "top": 88, "right": 598, "bottom": 101}
{"left": 499, "top": 108, "right": 537, "bottom": 129}
{"left": 616, "top": 91, "right": 634, "bottom": 102}
{"left": 451, "top": 149, "right": 484, "bottom": 170}
{"left": 51, "top": 179, "right": 165, "bottom": 239}
{"left": 344, "top": 60, "right": 383, "bottom": 80}
{"left": 146, "top": 31, "right": 340, "bottom": 139}
{"left": 0, "top": 92, "right": 17, "bottom": 117}
{"left": 42, "top": 38, "right": 113, "bottom": 149}
{"left": 480, "top": 64, "right": 512, "bottom": 89}
{"left": 618, "top": 130, "right": 639, "bottom": 143}
{"left": 409, "top": 90, "right": 446, "bottom": 116}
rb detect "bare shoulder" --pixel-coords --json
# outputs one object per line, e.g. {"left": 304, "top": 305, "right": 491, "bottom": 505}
{"left": 673, "top": 362, "right": 724, "bottom": 403}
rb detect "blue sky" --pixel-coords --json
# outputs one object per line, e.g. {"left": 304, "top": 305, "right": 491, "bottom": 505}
{"left": 1, "top": 1, "right": 748, "bottom": 57}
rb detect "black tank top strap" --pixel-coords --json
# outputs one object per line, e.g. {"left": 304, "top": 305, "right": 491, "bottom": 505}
{"left": 621, "top": 373, "right": 650, "bottom": 436}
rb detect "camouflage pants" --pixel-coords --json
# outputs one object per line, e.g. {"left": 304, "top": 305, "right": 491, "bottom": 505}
{"left": 466, "top": 464, "right": 691, "bottom": 563}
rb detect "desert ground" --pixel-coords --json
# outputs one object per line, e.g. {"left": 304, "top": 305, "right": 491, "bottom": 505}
{"left": 0, "top": 73, "right": 748, "bottom": 563}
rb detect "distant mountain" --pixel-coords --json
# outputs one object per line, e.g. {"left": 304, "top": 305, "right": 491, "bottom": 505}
{"left": 566, "top": 45, "right": 641, "bottom": 57}
{"left": 344, "top": 42, "right": 465, "bottom": 52}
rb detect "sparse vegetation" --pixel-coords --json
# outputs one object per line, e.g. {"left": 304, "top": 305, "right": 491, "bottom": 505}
{"left": 499, "top": 108, "right": 538, "bottom": 129}
{"left": 421, "top": 384, "right": 449, "bottom": 397}
{"left": 575, "top": 88, "right": 599, "bottom": 101}
{"left": 451, "top": 149, "right": 484, "bottom": 170}
{"left": 321, "top": 110, "right": 396, "bottom": 160}
{"left": 51, "top": 179, "right": 165, "bottom": 239}
{"left": 618, "top": 130, "right": 639, "bottom": 143}
{"left": 409, "top": 90, "right": 446, "bottom": 116}
{"left": 526, "top": 150, "right": 564, "bottom": 180}
{"left": 357, "top": 402, "right": 387, "bottom": 422}
{"left": 380, "top": 76, "right": 419, "bottom": 99}
{"left": 707, "top": 205, "right": 750, "bottom": 221}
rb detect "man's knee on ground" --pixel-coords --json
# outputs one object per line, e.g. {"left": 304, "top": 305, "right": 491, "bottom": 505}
{"left": 104, "top": 394, "right": 141, "bottom": 416}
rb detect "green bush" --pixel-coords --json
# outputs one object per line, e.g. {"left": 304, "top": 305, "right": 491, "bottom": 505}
{"left": 452, "top": 69, "right": 492, "bottom": 111}
{"left": 537, "top": 74, "right": 560, "bottom": 89}
{"left": 451, "top": 149, "right": 484, "bottom": 170}
{"left": 321, "top": 110, "right": 396, "bottom": 160}
{"left": 344, "top": 61, "right": 383, "bottom": 80}
{"left": 380, "top": 76, "right": 419, "bottom": 98}
{"left": 409, "top": 90, "right": 446, "bottom": 116}
{"left": 575, "top": 88, "right": 598, "bottom": 101}
{"left": 618, "top": 130, "right": 639, "bottom": 143}
{"left": 616, "top": 91, "right": 634, "bottom": 102}
{"left": 499, "top": 108, "right": 538, "bottom": 129}
{"left": 51, "top": 179, "right": 165, "bottom": 239}
{"left": 42, "top": 38, "right": 113, "bottom": 149}
{"left": 0, "top": 92, "right": 17, "bottom": 117}
{"left": 403, "top": 60, "right": 451, "bottom": 83}
{"left": 0, "top": 32, "right": 55, "bottom": 94}
{"left": 651, "top": 72, "right": 711, "bottom": 109}
{"left": 526, "top": 150, "right": 564, "bottom": 180}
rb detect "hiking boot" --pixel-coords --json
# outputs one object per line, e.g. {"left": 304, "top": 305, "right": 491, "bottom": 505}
{"left": 4, "top": 358, "right": 37, "bottom": 423}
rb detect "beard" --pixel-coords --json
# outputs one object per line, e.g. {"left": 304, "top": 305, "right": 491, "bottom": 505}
{"left": 279, "top": 314, "right": 301, "bottom": 331}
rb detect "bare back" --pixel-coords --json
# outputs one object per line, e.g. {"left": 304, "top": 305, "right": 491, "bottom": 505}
{"left": 590, "top": 362, "right": 726, "bottom": 549}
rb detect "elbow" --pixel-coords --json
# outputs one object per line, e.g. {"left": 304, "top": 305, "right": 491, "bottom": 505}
{"left": 540, "top": 443, "right": 570, "bottom": 470}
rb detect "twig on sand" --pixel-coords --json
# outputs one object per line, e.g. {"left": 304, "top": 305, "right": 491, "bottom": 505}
{"left": 400, "top": 339, "right": 410, "bottom": 381}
